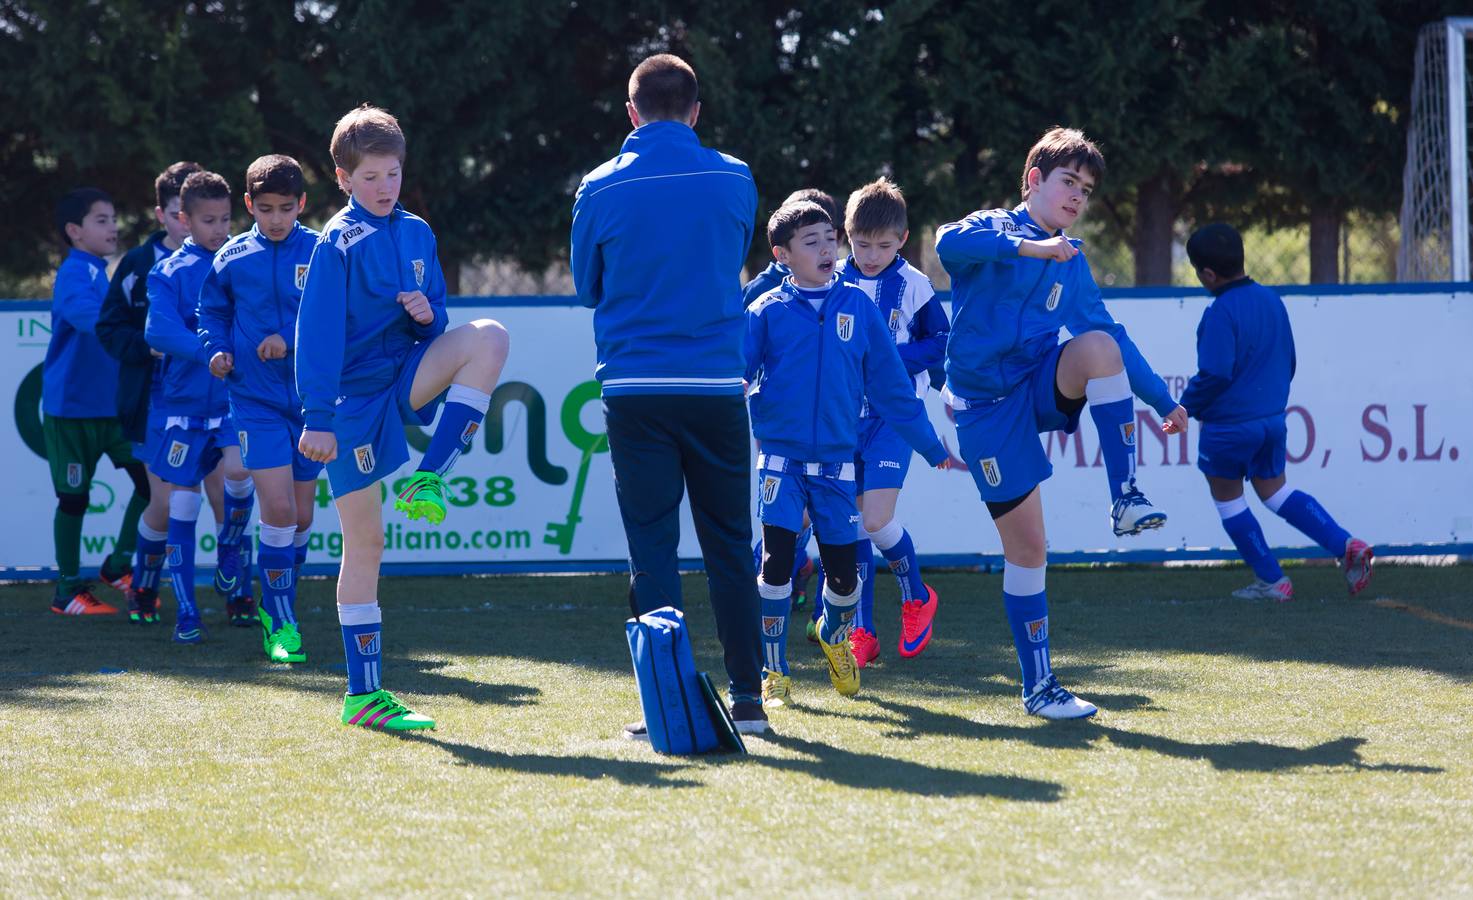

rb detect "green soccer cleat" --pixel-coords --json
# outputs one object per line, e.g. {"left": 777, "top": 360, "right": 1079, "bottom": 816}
{"left": 341, "top": 689, "right": 436, "bottom": 732}
{"left": 393, "top": 472, "right": 447, "bottom": 525}
{"left": 259, "top": 610, "right": 307, "bottom": 663}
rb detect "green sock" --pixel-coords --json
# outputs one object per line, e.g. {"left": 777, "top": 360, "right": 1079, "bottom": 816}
{"left": 111, "top": 490, "right": 147, "bottom": 571}
{"left": 54, "top": 507, "right": 85, "bottom": 598}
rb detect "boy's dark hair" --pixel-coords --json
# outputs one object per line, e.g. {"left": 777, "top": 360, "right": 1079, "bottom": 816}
{"left": 767, "top": 201, "right": 833, "bottom": 249}
{"left": 1021, "top": 127, "right": 1105, "bottom": 200}
{"left": 330, "top": 103, "right": 406, "bottom": 176}
{"left": 155, "top": 161, "right": 202, "bottom": 210}
{"left": 845, "top": 178, "right": 908, "bottom": 238}
{"left": 1186, "top": 223, "right": 1246, "bottom": 277}
{"left": 783, "top": 188, "right": 843, "bottom": 240}
{"left": 245, "top": 154, "right": 306, "bottom": 199}
{"left": 628, "top": 53, "right": 699, "bottom": 122}
{"left": 180, "top": 170, "right": 231, "bottom": 215}
{"left": 56, "top": 187, "right": 112, "bottom": 247}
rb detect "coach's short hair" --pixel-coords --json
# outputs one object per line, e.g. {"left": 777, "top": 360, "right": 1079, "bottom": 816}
{"left": 767, "top": 201, "right": 833, "bottom": 249}
{"left": 845, "top": 178, "right": 908, "bottom": 238}
{"left": 330, "top": 103, "right": 406, "bottom": 175}
{"left": 56, "top": 187, "right": 112, "bottom": 246}
{"left": 180, "top": 170, "right": 231, "bottom": 215}
{"left": 246, "top": 154, "right": 306, "bottom": 199}
{"left": 155, "top": 161, "right": 202, "bottom": 211}
{"left": 1186, "top": 223, "right": 1246, "bottom": 277}
{"left": 1021, "top": 127, "right": 1105, "bottom": 200}
{"left": 628, "top": 54, "right": 699, "bottom": 122}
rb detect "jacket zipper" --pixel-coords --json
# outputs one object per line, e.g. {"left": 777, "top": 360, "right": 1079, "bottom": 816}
{"left": 811, "top": 293, "right": 825, "bottom": 460}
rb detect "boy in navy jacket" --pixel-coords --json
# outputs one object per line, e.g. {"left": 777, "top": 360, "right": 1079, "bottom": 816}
{"left": 742, "top": 188, "right": 845, "bottom": 308}
{"left": 1182, "top": 223, "right": 1372, "bottom": 600}
{"left": 198, "top": 155, "right": 321, "bottom": 663}
{"left": 747, "top": 201, "right": 947, "bottom": 706}
{"left": 296, "top": 104, "right": 509, "bottom": 732}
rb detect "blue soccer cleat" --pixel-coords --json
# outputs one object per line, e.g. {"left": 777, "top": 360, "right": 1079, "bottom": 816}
{"left": 214, "top": 540, "right": 241, "bottom": 596}
{"left": 173, "top": 617, "right": 205, "bottom": 644}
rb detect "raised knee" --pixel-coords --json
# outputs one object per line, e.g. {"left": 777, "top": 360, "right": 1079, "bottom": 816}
{"left": 1076, "top": 330, "right": 1122, "bottom": 365}
{"left": 826, "top": 570, "right": 858, "bottom": 596}
{"left": 472, "top": 319, "right": 509, "bottom": 356}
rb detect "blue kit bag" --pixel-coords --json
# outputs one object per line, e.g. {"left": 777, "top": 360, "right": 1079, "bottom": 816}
{"left": 626, "top": 606, "right": 736, "bottom": 755}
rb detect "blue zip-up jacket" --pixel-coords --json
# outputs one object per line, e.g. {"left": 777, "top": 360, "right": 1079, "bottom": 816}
{"left": 743, "top": 260, "right": 789, "bottom": 308}
{"left": 745, "top": 276, "right": 947, "bottom": 466}
{"left": 838, "top": 254, "right": 950, "bottom": 416}
{"left": 296, "top": 197, "right": 448, "bottom": 431}
{"left": 936, "top": 205, "right": 1176, "bottom": 417}
{"left": 1180, "top": 277, "right": 1295, "bottom": 423}
{"left": 145, "top": 238, "right": 228, "bottom": 418}
{"left": 43, "top": 248, "right": 120, "bottom": 418}
{"left": 197, "top": 222, "right": 319, "bottom": 415}
{"left": 572, "top": 120, "right": 757, "bottom": 397}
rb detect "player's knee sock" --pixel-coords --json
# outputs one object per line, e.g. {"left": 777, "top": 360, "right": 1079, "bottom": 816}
{"left": 1086, "top": 370, "right": 1137, "bottom": 502}
{"left": 868, "top": 518, "right": 925, "bottom": 604}
{"left": 757, "top": 578, "right": 792, "bottom": 675}
{"left": 419, "top": 384, "right": 491, "bottom": 477}
{"left": 1002, "top": 562, "right": 1050, "bottom": 695}
{"left": 167, "top": 490, "right": 202, "bottom": 619}
{"left": 293, "top": 530, "right": 310, "bottom": 578}
{"left": 338, "top": 601, "right": 383, "bottom": 694}
{"left": 1264, "top": 485, "right": 1349, "bottom": 557}
{"left": 134, "top": 521, "right": 168, "bottom": 595}
{"left": 112, "top": 490, "right": 147, "bottom": 571}
{"left": 854, "top": 539, "right": 876, "bottom": 632}
{"left": 221, "top": 477, "right": 254, "bottom": 546}
{"left": 1216, "top": 497, "right": 1283, "bottom": 583}
{"left": 53, "top": 501, "right": 85, "bottom": 597}
{"left": 819, "top": 580, "right": 861, "bottom": 644}
{"left": 257, "top": 523, "right": 297, "bottom": 626}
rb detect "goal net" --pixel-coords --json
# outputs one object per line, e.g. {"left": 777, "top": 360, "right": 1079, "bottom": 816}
{"left": 1400, "top": 19, "right": 1473, "bottom": 282}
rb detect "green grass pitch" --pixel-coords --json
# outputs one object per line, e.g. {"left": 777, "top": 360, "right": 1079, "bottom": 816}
{"left": 4, "top": 563, "right": 1471, "bottom": 895}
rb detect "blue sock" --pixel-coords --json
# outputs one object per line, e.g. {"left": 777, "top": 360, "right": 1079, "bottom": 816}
{"left": 257, "top": 524, "right": 297, "bottom": 626}
{"left": 293, "top": 533, "right": 309, "bottom": 578}
{"left": 854, "top": 538, "right": 875, "bottom": 632}
{"left": 165, "top": 489, "right": 202, "bottom": 621}
{"left": 1217, "top": 499, "right": 1283, "bottom": 583}
{"left": 419, "top": 384, "right": 491, "bottom": 476}
{"left": 221, "top": 478, "right": 254, "bottom": 546}
{"left": 1271, "top": 489, "right": 1350, "bottom": 557}
{"left": 1002, "top": 562, "right": 1050, "bottom": 695}
{"left": 819, "top": 581, "right": 860, "bottom": 644}
{"left": 134, "top": 521, "right": 167, "bottom": 595}
{"left": 810, "top": 556, "right": 825, "bottom": 623}
{"left": 1086, "top": 371, "right": 1136, "bottom": 502}
{"left": 758, "top": 580, "right": 791, "bottom": 675}
{"left": 871, "top": 523, "right": 925, "bottom": 604}
{"left": 236, "top": 530, "right": 255, "bottom": 599}
{"left": 339, "top": 602, "right": 383, "bottom": 695}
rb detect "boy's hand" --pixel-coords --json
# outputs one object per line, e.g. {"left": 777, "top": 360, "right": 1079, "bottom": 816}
{"left": 1019, "top": 236, "right": 1080, "bottom": 263}
{"left": 935, "top": 458, "right": 953, "bottom": 470}
{"left": 398, "top": 291, "right": 434, "bottom": 325}
{"left": 257, "top": 334, "right": 288, "bottom": 361}
{"left": 1161, "top": 405, "right": 1188, "bottom": 434}
{"left": 209, "top": 351, "right": 233, "bottom": 379}
{"left": 298, "top": 428, "right": 337, "bottom": 463}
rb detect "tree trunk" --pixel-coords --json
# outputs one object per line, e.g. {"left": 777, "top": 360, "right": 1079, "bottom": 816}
{"left": 1133, "top": 172, "right": 1177, "bottom": 286}
{"left": 1308, "top": 206, "right": 1342, "bottom": 284}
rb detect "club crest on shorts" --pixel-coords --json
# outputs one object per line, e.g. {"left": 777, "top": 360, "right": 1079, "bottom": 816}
{"left": 835, "top": 313, "right": 854, "bottom": 342}
{"left": 356, "top": 630, "right": 381, "bottom": 655}
{"left": 354, "top": 444, "right": 376, "bottom": 475}
{"left": 65, "top": 462, "right": 82, "bottom": 489}
{"left": 265, "top": 568, "right": 292, "bottom": 590}
{"left": 1026, "top": 616, "right": 1049, "bottom": 643}
{"left": 1045, "top": 282, "right": 1062, "bottom": 311}
{"left": 238, "top": 431, "right": 249, "bottom": 458}
{"left": 1120, "top": 421, "right": 1136, "bottom": 447}
{"left": 762, "top": 616, "right": 785, "bottom": 638}
{"left": 295, "top": 264, "right": 309, "bottom": 291}
{"left": 167, "top": 440, "right": 189, "bottom": 469}
{"left": 761, "top": 475, "right": 781, "bottom": 504}
{"left": 980, "top": 456, "right": 1002, "bottom": 488}
{"left": 412, "top": 259, "right": 425, "bottom": 286}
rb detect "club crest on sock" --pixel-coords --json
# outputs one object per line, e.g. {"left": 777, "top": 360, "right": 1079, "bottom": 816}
{"left": 1026, "top": 616, "right": 1049, "bottom": 643}
{"left": 355, "top": 631, "right": 381, "bottom": 655}
{"left": 165, "top": 544, "right": 181, "bottom": 567}
{"left": 1120, "top": 421, "right": 1136, "bottom": 447}
{"left": 460, "top": 420, "right": 480, "bottom": 445}
{"left": 265, "top": 568, "right": 292, "bottom": 590}
{"left": 762, "top": 616, "right": 785, "bottom": 637}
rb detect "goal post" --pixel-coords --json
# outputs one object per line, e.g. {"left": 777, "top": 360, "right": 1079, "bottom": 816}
{"left": 1399, "top": 18, "right": 1473, "bottom": 282}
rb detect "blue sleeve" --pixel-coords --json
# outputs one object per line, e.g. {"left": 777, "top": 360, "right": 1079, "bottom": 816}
{"left": 743, "top": 304, "right": 768, "bottom": 384}
{"left": 570, "top": 185, "right": 604, "bottom": 309}
{"left": 935, "top": 212, "right": 1024, "bottom": 266}
{"left": 196, "top": 261, "right": 234, "bottom": 360}
{"left": 295, "top": 242, "right": 347, "bottom": 431}
{"left": 412, "top": 239, "right": 449, "bottom": 340}
{"left": 53, "top": 264, "right": 104, "bottom": 334}
{"left": 145, "top": 269, "right": 209, "bottom": 365}
{"left": 1063, "top": 259, "right": 1177, "bottom": 417}
{"left": 97, "top": 256, "right": 152, "bottom": 364}
{"left": 897, "top": 291, "right": 950, "bottom": 375}
{"left": 1180, "top": 302, "right": 1235, "bottom": 418}
{"left": 860, "top": 303, "right": 946, "bottom": 466}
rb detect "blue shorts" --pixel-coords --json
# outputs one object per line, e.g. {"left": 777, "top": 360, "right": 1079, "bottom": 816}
{"left": 152, "top": 415, "right": 237, "bottom": 487}
{"left": 324, "top": 340, "right": 443, "bottom": 497}
{"left": 854, "top": 417, "right": 912, "bottom": 493}
{"left": 953, "top": 340, "right": 1084, "bottom": 503}
{"left": 1197, "top": 415, "right": 1287, "bottom": 481}
{"left": 136, "top": 408, "right": 167, "bottom": 469}
{"left": 232, "top": 397, "right": 324, "bottom": 482}
{"left": 756, "top": 456, "right": 859, "bottom": 545}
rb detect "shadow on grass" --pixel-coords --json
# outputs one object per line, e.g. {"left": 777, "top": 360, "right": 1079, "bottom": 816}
{"left": 1095, "top": 728, "right": 1445, "bottom": 774}
{"left": 409, "top": 735, "right": 702, "bottom": 788}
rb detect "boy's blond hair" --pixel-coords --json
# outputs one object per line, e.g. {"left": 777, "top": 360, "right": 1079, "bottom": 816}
{"left": 330, "top": 104, "right": 406, "bottom": 175}
{"left": 1020, "top": 127, "right": 1105, "bottom": 200}
{"left": 844, "top": 178, "right": 908, "bottom": 238}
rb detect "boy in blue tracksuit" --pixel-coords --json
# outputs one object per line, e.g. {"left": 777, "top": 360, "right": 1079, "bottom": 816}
{"left": 198, "top": 154, "right": 322, "bottom": 663}
{"left": 747, "top": 201, "right": 948, "bottom": 707}
{"left": 937, "top": 127, "right": 1187, "bottom": 720}
{"left": 145, "top": 170, "right": 256, "bottom": 643}
{"left": 1181, "top": 223, "right": 1372, "bottom": 600}
{"left": 837, "top": 177, "right": 950, "bottom": 667}
{"left": 296, "top": 104, "right": 509, "bottom": 732}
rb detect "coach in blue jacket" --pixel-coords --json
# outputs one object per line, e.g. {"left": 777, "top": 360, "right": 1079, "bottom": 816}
{"left": 572, "top": 54, "right": 766, "bottom": 735}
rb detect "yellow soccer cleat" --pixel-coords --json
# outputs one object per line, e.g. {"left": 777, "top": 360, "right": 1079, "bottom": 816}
{"left": 762, "top": 670, "right": 793, "bottom": 708}
{"left": 816, "top": 633, "right": 860, "bottom": 697}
